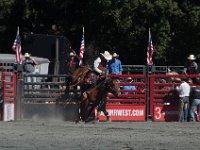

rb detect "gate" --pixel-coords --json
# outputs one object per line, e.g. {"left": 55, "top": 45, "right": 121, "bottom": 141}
{"left": 2, "top": 73, "right": 16, "bottom": 121}
{"left": 21, "top": 74, "right": 79, "bottom": 120}
{"left": 97, "top": 74, "right": 147, "bottom": 121}
{"left": 149, "top": 74, "right": 200, "bottom": 121}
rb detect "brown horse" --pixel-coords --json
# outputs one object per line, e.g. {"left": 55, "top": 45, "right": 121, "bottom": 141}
{"left": 79, "top": 77, "right": 120, "bottom": 122}
{"left": 70, "top": 65, "right": 91, "bottom": 86}
{"left": 70, "top": 63, "right": 107, "bottom": 92}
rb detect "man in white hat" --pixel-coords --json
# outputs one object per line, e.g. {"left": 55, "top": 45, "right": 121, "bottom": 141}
{"left": 184, "top": 54, "right": 198, "bottom": 74}
{"left": 23, "top": 53, "right": 38, "bottom": 74}
{"left": 22, "top": 52, "right": 38, "bottom": 90}
{"left": 93, "top": 51, "right": 112, "bottom": 75}
{"left": 66, "top": 52, "right": 79, "bottom": 75}
{"left": 107, "top": 52, "right": 123, "bottom": 75}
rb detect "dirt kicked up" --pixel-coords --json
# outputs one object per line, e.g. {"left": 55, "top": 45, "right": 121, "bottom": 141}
{"left": 0, "top": 120, "right": 200, "bottom": 150}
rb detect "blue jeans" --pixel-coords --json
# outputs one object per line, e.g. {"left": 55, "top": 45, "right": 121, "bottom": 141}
{"left": 179, "top": 96, "right": 189, "bottom": 122}
{"left": 189, "top": 99, "right": 200, "bottom": 120}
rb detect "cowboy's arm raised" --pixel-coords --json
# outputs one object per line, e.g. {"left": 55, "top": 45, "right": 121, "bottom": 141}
{"left": 94, "top": 57, "right": 102, "bottom": 74}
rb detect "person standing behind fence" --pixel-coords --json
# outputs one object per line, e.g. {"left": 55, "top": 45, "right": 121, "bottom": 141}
{"left": 184, "top": 54, "right": 198, "bottom": 84}
{"left": 176, "top": 78, "right": 190, "bottom": 122}
{"left": 0, "top": 83, "right": 3, "bottom": 120}
{"left": 189, "top": 85, "right": 200, "bottom": 122}
{"left": 184, "top": 54, "right": 198, "bottom": 74}
{"left": 66, "top": 52, "right": 79, "bottom": 76}
{"left": 107, "top": 53, "right": 123, "bottom": 75}
{"left": 22, "top": 53, "right": 38, "bottom": 89}
{"left": 122, "top": 77, "right": 136, "bottom": 94}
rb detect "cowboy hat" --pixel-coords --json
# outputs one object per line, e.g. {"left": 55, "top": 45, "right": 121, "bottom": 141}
{"left": 69, "top": 52, "right": 75, "bottom": 57}
{"left": 24, "top": 53, "right": 30, "bottom": 58}
{"left": 112, "top": 53, "right": 119, "bottom": 57}
{"left": 187, "top": 54, "right": 196, "bottom": 60}
{"left": 100, "top": 51, "right": 112, "bottom": 60}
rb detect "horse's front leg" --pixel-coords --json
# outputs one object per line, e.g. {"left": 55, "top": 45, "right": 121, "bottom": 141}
{"left": 80, "top": 99, "right": 90, "bottom": 121}
{"left": 85, "top": 104, "right": 97, "bottom": 122}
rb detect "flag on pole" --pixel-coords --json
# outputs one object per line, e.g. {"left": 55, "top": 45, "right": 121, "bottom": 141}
{"left": 79, "top": 27, "right": 85, "bottom": 66}
{"left": 146, "top": 28, "right": 154, "bottom": 65}
{"left": 12, "top": 27, "right": 22, "bottom": 64}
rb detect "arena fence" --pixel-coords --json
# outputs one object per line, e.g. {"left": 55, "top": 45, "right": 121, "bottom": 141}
{"left": 149, "top": 74, "right": 200, "bottom": 122}
{"left": 1, "top": 73, "right": 16, "bottom": 121}
{"left": 2, "top": 70, "right": 200, "bottom": 122}
{"left": 97, "top": 74, "right": 147, "bottom": 121}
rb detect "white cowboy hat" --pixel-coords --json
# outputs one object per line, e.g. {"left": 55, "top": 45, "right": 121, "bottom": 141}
{"left": 100, "top": 51, "right": 112, "bottom": 60}
{"left": 187, "top": 54, "right": 196, "bottom": 60}
{"left": 112, "top": 53, "right": 119, "bottom": 57}
{"left": 69, "top": 52, "right": 75, "bottom": 57}
{"left": 24, "top": 53, "right": 30, "bottom": 58}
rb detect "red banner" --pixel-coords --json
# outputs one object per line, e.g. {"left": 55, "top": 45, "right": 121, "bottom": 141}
{"left": 96, "top": 105, "right": 146, "bottom": 121}
{"left": 153, "top": 105, "right": 179, "bottom": 121}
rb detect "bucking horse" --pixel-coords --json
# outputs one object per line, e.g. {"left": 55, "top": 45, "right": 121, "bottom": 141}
{"left": 70, "top": 63, "right": 120, "bottom": 122}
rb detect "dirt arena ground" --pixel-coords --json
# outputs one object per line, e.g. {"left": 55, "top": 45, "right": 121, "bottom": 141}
{"left": 0, "top": 120, "right": 200, "bottom": 150}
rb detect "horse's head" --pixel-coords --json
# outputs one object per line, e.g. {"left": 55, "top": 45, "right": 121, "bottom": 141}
{"left": 105, "top": 78, "right": 121, "bottom": 97}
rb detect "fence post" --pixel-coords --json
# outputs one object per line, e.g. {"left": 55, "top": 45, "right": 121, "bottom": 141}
{"left": 146, "top": 65, "right": 152, "bottom": 120}
{"left": 16, "top": 78, "right": 23, "bottom": 120}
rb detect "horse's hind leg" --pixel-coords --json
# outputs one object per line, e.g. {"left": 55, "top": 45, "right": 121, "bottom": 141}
{"left": 85, "top": 104, "right": 97, "bottom": 122}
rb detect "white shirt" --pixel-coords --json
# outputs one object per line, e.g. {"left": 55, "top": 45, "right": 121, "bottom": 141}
{"left": 176, "top": 81, "right": 190, "bottom": 98}
{"left": 93, "top": 57, "right": 102, "bottom": 74}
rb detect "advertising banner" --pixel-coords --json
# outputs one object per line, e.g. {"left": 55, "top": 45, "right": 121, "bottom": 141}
{"left": 96, "top": 104, "right": 146, "bottom": 121}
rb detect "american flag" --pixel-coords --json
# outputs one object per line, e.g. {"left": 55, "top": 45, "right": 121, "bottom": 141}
{"left": 146, "top": 28, "right": 154, "bottom": 65}
{"left": 79, "top": 27, "right": 85, "bottom": 66}
{"left": 12, "top": 27, "right": 22, "bottom": 64}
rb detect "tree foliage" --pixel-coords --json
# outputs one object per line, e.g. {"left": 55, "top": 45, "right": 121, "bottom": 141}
{"left": 0, "top": 0, "right": 200, "bottom": 65}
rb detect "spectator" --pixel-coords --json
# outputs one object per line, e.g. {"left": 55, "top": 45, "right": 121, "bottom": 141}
{"left": 23, "top": 53, "right": 38, "bottom": 74}
{"left": 66, "top": 52, "right": 79, "bottom": 75}
{"left": 176, "top": 78, "right": 190, "bottom": 122}
{"left": 122, "top": 77, "right": 136, "bottom": 94}
{"left": 184, "top": 54, "right": 199, "bottom": 84}
{"left": 0, "top": 83, "right": 3, "bottom": 120}
{"left": 49, "top": 24, "right": 62, "bottom": 36}
{"left": 184, "top": 54, "right": 198, "bottom": 74}
{"left": 107, "top": 53, "right": 123, "bottom": 75}
{"left": 189, "top": 86, "right": 200, "bottom": 122}
{"left": 22, "top": 53, "right": 38, "bottom": 89}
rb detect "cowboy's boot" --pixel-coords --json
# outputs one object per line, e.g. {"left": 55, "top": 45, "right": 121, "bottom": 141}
{"left": 96, "top": 111, "right": 100, "bottom": 122}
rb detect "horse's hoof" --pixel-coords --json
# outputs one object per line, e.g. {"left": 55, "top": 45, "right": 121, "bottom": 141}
{"left": 75, "top": 120, "right": 79, "bottom": 124}
{"left": 106, "top": 116, "right": 111, "bottom": 122}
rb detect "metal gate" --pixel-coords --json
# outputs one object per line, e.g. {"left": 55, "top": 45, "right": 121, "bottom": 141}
{"left": 20, "top": 74, "right": 79, "bottom": 120}
{"left": 149, "top": 74, "right": 200, "bottom": 121}
{"left": 97, "top": 74, "right": 147, "bottom": 121}
{"left": 1, "top": 73, "right": 16, "bottom": 121}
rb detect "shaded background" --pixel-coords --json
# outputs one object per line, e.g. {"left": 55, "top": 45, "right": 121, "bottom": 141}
{"left": 0, "top": 0, "right": 200, "bottom": 66}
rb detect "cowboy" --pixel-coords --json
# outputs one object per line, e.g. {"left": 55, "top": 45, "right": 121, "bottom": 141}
{"left": 84, "top": 51, "right": 112, "bottom": 85}
{"left": 184, "top": 54, "right": 198, "bottom": 74}
{"left": 22, "top": 53, "right": 38, "bottom": 90}
{"left": 107, "top": 52, "right": 123, "bottom": 75}
{"left": 93, "top": 51, "right": 112, "bottom": 76}
{"left": 22, "top": 53, "right": 38, "bottom": 74}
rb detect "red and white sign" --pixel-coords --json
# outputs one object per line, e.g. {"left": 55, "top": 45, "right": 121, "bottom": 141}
{"left": 96, "top": 105, "right": 146, "bottom": 121}
{"left": 3, "top": 103, "right": 15, "bottom": 121}
{"left": 153, "top": 105, "right": 179, "bottom": 122}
